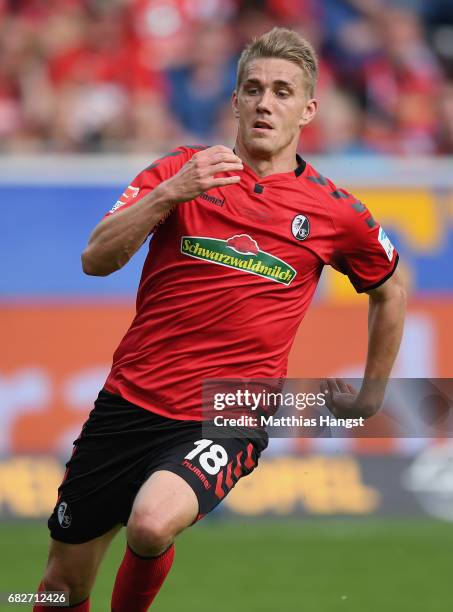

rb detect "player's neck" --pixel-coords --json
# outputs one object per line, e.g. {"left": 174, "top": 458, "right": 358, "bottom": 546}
{"left": 234, "top": 140, "right": 299, "bottom": 178}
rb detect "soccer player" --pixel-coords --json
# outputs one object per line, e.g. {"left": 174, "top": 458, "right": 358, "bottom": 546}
{"left": 34, "top": 28, "right": 406, "bottom": 611}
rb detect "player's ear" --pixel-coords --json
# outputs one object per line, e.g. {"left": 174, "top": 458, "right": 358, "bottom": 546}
{"left": 232, "top": 90, "right": 240, "bottom": 118}
{"left": 299, "top": 98, "right": 318, "bottom": 128}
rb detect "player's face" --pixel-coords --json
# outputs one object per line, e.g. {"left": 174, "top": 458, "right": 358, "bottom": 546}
{"left": 232, "top": 58, "right": 317, "bottom": 158}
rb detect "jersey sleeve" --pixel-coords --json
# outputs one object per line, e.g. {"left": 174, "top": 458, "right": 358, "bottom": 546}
{"left": 104, "top": 146, "right": 205, "bottom": 218}
{"left": 328, "top": 188, "right": 399, "bottom": 293}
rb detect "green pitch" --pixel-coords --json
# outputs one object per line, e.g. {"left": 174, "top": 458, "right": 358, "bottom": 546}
{"left": 0, "top": 518, "right": 451, "bottom": 611}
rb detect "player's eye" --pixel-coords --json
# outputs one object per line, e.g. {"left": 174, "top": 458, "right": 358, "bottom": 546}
{"left": 246, "top": 87, "right": 259, "bottom": 95}
{"left": 276, "top": 90, "right": 289, "bottom": 98}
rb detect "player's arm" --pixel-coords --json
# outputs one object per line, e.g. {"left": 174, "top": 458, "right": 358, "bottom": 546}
{"left": 322, "top": 269, "right": 406, "bottom": 418}
{"left": 322, "top": 184, "right": 406, "bottom": 418}
{"left": 362, "top": 266, "right": 406, "bottom": 402}
{"left": 81, "top": 146, "right": 243, "bottom": 276}
{"left": 81, "top": 186, "right": 174, "bottom": 276}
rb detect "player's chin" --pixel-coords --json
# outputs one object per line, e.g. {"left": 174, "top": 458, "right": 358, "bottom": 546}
{"left": 247, "top": 136, "right": 276, "bottom": 154}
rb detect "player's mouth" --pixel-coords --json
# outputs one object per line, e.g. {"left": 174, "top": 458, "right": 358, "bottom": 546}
{"left": 251, "top": 120, "right": 274, "bottom": 133}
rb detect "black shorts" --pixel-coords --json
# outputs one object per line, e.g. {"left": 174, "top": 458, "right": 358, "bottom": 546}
{"left": 48, "top": 389, "right": 267, "bottom": 544}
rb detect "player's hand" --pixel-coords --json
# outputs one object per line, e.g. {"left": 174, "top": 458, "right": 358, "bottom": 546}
{"left": 320, "top": 378, "right": 380, "bottom": 419}
{"left": 159, "top": 145, "right": 243, "bottom": 204}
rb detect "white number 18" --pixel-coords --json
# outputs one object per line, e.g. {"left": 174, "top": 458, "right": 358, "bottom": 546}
{"left": 185, "top": 439, "right": 228, "bottom": 475}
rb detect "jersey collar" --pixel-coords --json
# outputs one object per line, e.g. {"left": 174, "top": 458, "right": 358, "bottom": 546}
{"left": 294, "top": 154, "right": 306, "bottom": 177}
{"left": 236, "top": 151, "right": 307, "bottom": 182}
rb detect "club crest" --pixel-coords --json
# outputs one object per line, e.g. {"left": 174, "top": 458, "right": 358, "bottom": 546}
{"left": 57, "top": 501, "right": 72, "bottom": 528}
{"left": 291, "top": 214, "right": 310, "bottom": 241}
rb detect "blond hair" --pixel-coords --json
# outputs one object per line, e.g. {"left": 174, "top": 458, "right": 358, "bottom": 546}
{"left": 236, "top": 27, "right": 318, "bottom": 98}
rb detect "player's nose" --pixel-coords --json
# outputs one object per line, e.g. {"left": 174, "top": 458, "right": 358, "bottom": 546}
{"left": 256, "top": 88, "right": 273, "bottom": 113}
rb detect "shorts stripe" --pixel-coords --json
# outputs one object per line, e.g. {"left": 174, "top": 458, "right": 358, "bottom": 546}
{"left": 234, "top": 451, "right": 243, "bottom": 479}
{"left": 215, "top": 471, "right": 225, "bottom": 499}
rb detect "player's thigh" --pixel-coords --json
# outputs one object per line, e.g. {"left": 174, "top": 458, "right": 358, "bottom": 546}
{"left": 138, "top": 433, "right": 265, "bottom": 527}
{"left": 44, "top": 525, "right": 121, "bottom": 591}
{"left": 127, "top": 470, "right": 198, "bottom": 550}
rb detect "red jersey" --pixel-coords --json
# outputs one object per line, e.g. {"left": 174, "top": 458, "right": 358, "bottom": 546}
{"left": 104, "top": 146, "right": 398, "bottom": 419}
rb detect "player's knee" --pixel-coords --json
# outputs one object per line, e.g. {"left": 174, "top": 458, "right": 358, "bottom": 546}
{"left": 127, "top": 512, "right": 175, "bottom": 556}
{"left": 43, "top": 565, "right": 91, "bottom": 604}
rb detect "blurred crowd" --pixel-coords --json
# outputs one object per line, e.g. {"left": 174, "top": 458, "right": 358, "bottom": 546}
{"left": 1, "top": 0, "right": 453, "bottom": 155}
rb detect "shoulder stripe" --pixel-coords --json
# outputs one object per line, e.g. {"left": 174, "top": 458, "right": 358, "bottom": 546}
{"left": 307, "top": 174, "right": 328, "bottom": 186}
{"left": 158, "top": 151, "right": 184, "bottom": 159}
{"left": 306, "top": 173, "right": 353, "bottom": 202}
{"left": 144, "top": 162, "right": 159, "bottom": 171}
{"left": 351, "top": 200, "right": 366, "bottom": 212}
{"left": 184, "top": 145, "right": 207, "bottom": 150}
{"left": 143, "top": 149, "right": 185, "bottom": 172}
{"left": 330, "top": 189, "right": 350, "bottom": 199}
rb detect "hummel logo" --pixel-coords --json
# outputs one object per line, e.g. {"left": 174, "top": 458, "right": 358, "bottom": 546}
{"left": 200, "top": 192, "right": 225, "bottom": 207}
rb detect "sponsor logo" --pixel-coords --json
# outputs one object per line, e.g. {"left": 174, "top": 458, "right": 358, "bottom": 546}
{"left": 110, "top": 185, "right": 140, "bottom": 213}
{"left": 57, "top": 501, "right": 72, "bottom": 528}
{"left": 182, "top": 460, "right": 212, "bottom": 490}
{"left": 378, "top": 227, "right": 394, "bottom": 261}
{"left": 200, "top": 192, "right": 225, "bottom": 207}
{"left": 291, "top": 214, "right": 310, "bottom": 241}
{"left": 227, "top": 234, "right": 259, "bottom": 255}
{"left": 181, "top": 234, "right": 297, "bottom": 285}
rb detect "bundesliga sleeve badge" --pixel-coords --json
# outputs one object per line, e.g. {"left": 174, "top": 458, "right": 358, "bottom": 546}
{"left": 110, "top": 185, "right": 140, "bottom": 213}
{"left": 378, "top": 227, "right": 395, "bottom": 261}
{"left": 291, "top": 214, "right": 310, "bottom": 241}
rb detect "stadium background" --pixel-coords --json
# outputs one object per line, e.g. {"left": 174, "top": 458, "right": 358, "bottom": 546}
{"left": 1, "top": 1, "right": 452, "bottom": 610}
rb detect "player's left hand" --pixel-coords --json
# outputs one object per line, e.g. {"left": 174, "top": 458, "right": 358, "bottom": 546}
{"left": 320, "top": 378, "right": 379, "bottom": 419}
